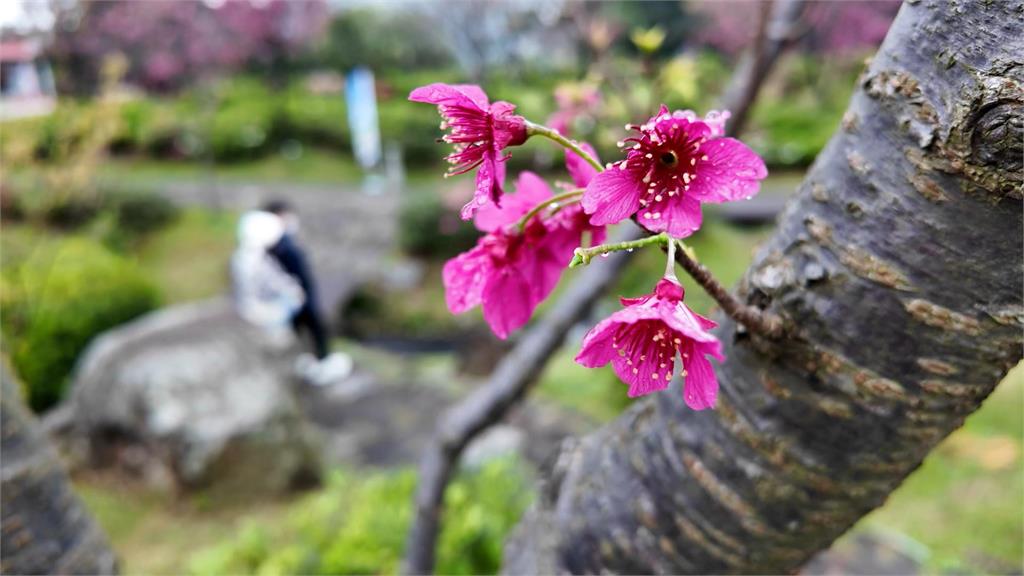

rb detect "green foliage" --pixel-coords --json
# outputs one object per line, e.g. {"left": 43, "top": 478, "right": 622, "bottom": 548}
{"left": 537, "top": 349, "right": 634, "bottom": 422}
{"left": 189, "top": 458, "right": 533, "bottom": 575}
{"left": 132, "top": 209, "right": 236, "bottom": 304}
{"left": 847, "top": 365, "right": 1024, "bottom": 573}
{"left": 43, "top": 196, "right": 102, "bottom": 230}
{"left": 1, "top": 238, "right": 159, "bottom": 411}
{"left": 747, "top": 54, "right": 860, "bottom": 167}
{"left": 378, "top": 97, "right": 452, "bottom": 165}
{"left": 749, "top": 100, "right": 843, "bottom": 167}
{"left": 319, "top": 9, "right": 453, "bottom": 73}
{"left": 108, "top": 192, "right": 180, "bottom": 237}
{"left": 398, "top": 193, "right": 478, "bottom": 258}
{"left": 279, "top": 88, "right": 350, "bottom": 151}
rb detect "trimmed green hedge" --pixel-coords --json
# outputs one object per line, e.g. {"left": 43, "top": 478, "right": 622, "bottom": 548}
{"left": 1, "top": 238, "right": 159, "bottom": 411}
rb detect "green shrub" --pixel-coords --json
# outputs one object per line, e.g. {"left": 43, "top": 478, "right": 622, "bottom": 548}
{"left": 398, "top": 193, "right": 478, "bottom": 259}
{"left": 280, "top": 89, "right": 350, "bottom": 151}
{"left": 110, "top": 99, "right": 152, "bottom": 154}
{"left": 209, "top": 100, "right": 277, "bottom": 162}
{"left": 378, "top": 98, "right": 449, "bottom": 166}
{"left": 108, "top": 192, "right": 181, "bottom": 238}
{"left": 43, "top": 196, "right": 102, "bottom": 230}
{"left": 189, "top": 458, "right": 533, "bottom": 576}
{"left": 1, "top": 238, "right": 159, "bottom": 411}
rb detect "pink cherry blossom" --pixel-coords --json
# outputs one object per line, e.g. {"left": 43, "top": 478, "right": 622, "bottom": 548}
{"left": 565, "top": 143, "right": 600, "bottom": 189}
{"left": 582, "top": 105, "right": 767, "bottom": 238}
{"left": 575, "top": 278, "right": 724, "bottom": 410}
{"left": 547, "top": 83, "right": 601, "bottom": 136}
{"left": 555, "top": 143, "right": 607, "bottom": 247}
{"left": 409, "top": 83, "right": 528, "bottom": 219}
{"left": 443, "top": 172, "right": 597, "bottom": 339}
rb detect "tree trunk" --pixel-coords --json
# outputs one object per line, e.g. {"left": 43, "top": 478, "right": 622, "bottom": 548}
{"left": 503, "top": 2, "right": 1023, "bottom": 573}
{"left": 1, "top": 365, "right": 118, "bottom": 575}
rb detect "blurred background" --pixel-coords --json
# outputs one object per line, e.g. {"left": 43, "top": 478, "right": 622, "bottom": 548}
{"left": 0, "top": 1, "right": 1020, "bottom": 574}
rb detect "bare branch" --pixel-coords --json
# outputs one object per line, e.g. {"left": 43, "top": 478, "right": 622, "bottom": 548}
{"left": 673, "top": 240, "right": 784, "bottom": 338}
{"left": 719, "top": 0, "right": 806, "bottom": 137}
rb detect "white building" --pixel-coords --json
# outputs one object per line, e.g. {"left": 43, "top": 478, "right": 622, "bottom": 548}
{"left": 0, "top": 38, "right": 56, "bottom": 120}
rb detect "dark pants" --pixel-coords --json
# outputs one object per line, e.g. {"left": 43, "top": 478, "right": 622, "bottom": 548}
{"left": 292, "top": 303, "right": 329, "bottom": 360}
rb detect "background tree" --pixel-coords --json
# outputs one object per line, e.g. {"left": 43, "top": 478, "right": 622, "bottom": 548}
{"left": 49, "top": 0, "right": 327, "bottom": 94}
{"left": 1, "top": 364, "right": 118, "bottom": 574}
{"left": 320, "top": 8, "right": 453, "bottom": 73}
{"left": 503, "top": 1, "right": 1022, "bottom": 572}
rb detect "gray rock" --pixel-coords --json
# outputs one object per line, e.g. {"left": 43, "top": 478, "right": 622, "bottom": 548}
{"left": 463, "top": 426, "right": 524, "bottom": 469}
{"left": 63, "top": 298, "right": 321, "bottom": 494}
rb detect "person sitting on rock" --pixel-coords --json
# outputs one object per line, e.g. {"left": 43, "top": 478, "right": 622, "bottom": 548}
{"left": 262, "top": 199, "right": 352, "bottom": 386}
{"left": 231, "top": 210, "right": 305, "bottom": 346}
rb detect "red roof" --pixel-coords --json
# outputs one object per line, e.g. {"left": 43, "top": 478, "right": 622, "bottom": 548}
{"left": 0, "top": 40, "right": 42, "bottom": 62}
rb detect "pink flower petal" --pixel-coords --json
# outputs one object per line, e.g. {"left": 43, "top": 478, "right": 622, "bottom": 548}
{"left": 681, "top": 341, "right": 720, "bottom": 410}
{"left": 613, "top": 322, "right": 675, "bottom": 397}
{"left": 566, "top": 143, "right": 600, "bottom": 188}
{"left": 575, "top": 276, "right": 723, "bottom": 404}
{"left": 659, "top": 299, "right": 719, "bottom": 345}
{"left": 462, "top": 151, "right": 504, "bottom": 220}
{"left": 481, "top": 267, "right": 534, "bottom": 340}
{"left": 408, "top": 83, "right": 488, "bottom": 110}
{"left": 688, "top": 137, "right": 767, "bottom": 204}
{"left": 582, "top": 168, "right": 642, "bottom": 226}
{"left": 475, "top": 172, "right": 552, "bottom": 232}
{"left": 575, "top": 317, "right": 620, "bottom": 368}
{"left": 442, "top": 246, "right": 489, "bottom": 314}
{"left": 639, "top": 194, "right": 703, "bottom": 238}
{"left": 490, "top": 101, "right": 528, "bottom": 149}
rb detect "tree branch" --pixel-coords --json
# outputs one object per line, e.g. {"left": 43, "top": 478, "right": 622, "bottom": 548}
{"left": 673, "top": 239, "right": 784, "bottom": 338}
{"left": 719, "top": 0, "right": 806, "bottom": 137}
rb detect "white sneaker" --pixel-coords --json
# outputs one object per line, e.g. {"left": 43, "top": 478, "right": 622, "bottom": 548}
{"left": 308, "top": 353, "right": 354, "bottom": 387}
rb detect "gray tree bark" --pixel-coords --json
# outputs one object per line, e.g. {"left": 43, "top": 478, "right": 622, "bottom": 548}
{"left": 503, "top": 1, "right": 1023, "bottom": 573}
{"left": 1, "top": 365, "right": 118, "bottom": 575}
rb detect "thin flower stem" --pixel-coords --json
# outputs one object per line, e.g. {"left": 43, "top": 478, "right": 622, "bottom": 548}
{"left": 525, "top": 121, "right": 605, "bottom": 173}
{"left": 518, "top": 190, "right": 583, "bottom": 231}
{"left": 570, "top": 233, "right": 669, "bottom": 267}
{"left": 664, "top": 233, "right": 677, "bottom": 281}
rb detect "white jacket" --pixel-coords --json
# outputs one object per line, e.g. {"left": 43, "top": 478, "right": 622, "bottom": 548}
{"left": 231, "top": 211, "right": 304, "bottom": 329}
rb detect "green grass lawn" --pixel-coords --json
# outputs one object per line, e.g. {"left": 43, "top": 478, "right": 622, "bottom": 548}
{"left": 75, "top": 365, "right": 1022, "bottom": 575}
{"left": 75, "top": 476, "right": 301, "bottom": 576}
{"left": 844, "top": 363, "right": 1024, "bottom": 573}
{"left": 133, "top": 209, "right": 236, "bottom": 304}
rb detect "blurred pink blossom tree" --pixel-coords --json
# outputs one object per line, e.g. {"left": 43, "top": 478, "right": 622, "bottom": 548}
{"left": 692, "top": 0, "right": 901, "bottom": 57}
{"left": 51, "top": 0, "right": 327, "bottom": 93}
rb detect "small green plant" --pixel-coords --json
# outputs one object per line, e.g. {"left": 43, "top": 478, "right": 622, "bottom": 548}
{"left": 108, "top": 192, "right": 181, "bottom": 238}
{"left": 1, "top": 238, "right": 159, "bottom": 411}
{"left": 189, "top": 458, "right": 533, "bottom": 576}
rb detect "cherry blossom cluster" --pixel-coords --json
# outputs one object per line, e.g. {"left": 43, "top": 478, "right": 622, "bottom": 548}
{"left": 410, "top": 83, "right": 767, "bottom": 410}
